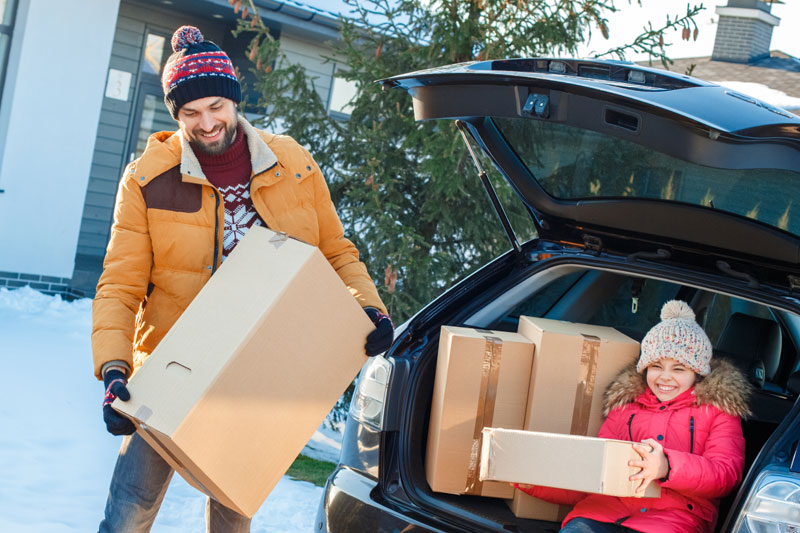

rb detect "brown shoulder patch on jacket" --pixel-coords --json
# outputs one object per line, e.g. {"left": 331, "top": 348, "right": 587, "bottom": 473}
{"left": 141, "top": 166, "right": 201, "bottom": 213}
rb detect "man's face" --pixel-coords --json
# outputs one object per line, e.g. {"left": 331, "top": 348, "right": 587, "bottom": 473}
{"left": 177, "top": 96, "right": 238, "bottom": 156}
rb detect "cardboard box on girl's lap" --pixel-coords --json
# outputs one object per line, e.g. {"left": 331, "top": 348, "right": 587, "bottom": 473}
{"left": 480, "top": 428, "right": 662, "bottom": 498}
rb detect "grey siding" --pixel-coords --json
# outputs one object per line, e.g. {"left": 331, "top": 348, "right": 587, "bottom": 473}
{"left": 72, "top": 0, "right": 228, "bottom": 293}
{"left": 71, "top": 0, "right": 342, "bottom": 296}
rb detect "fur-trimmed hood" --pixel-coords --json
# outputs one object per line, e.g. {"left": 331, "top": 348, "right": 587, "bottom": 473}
{"left": 603, "top": 358, "right": 752, "bottom": 418}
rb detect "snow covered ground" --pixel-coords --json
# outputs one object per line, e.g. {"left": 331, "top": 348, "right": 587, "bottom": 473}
{"left": 0, "top": 287, "right": 343, "bottom": 532}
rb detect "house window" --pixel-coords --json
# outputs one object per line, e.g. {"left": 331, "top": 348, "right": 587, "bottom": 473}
{"left": 328, "top": 73, "right": 357, "bottom": 118}
{"left": 142, "top": 33, "right": 171, "bottom": 77}
{"left": 142, "top": 33, "right": 170, "bottom": 76}
{"left": 0, "top": 0, "right": 17, "bottom": 101}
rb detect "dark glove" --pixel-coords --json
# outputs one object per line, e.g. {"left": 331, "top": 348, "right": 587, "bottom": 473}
{"left": 364, "top": 307, "right": 394, "bottom": 356}
{"left": 102, "top": 369, "right": 136, "bottom": 436}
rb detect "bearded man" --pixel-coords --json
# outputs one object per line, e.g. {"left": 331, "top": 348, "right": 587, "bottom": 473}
{"left": 92, "top": 25, "right": 392, "bottom": 531}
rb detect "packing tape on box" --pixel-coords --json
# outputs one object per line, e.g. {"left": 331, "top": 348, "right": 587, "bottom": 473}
{"left": 465, "top": 331, "right": 503, "bottom": 495}
{"left": 570, "top": 334, "right": 600, "bottom": 436}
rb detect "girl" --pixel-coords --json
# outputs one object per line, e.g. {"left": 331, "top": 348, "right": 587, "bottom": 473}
{"left": 516, "top": 300, "right": 751, "bottom": 533}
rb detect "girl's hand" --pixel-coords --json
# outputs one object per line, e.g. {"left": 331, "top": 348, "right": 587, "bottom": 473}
{"left": 629, "top": 438, "right": 669, "bottom": 494}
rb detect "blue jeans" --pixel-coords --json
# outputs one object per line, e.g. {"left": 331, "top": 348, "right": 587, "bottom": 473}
{"left": 561, "top": 517, "right": 638, "bottom": 533}
{"left": 99, "top": 432, "right": 251, "bottom": 532}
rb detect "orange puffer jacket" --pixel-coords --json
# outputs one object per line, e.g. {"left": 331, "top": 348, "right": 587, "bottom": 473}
{"left": 92, "top": 116, "right": 386, "bottom": 379}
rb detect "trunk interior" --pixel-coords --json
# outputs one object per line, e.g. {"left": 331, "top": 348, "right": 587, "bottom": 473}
{"left": 402, "top": 262, "right": 799, "bottom": 532}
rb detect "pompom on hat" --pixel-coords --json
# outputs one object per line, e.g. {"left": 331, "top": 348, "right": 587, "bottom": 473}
{"left": 161, "top": 25, "right": 241, "bottom": 118}
{"left": 636, "top": 300, "right": 713, "bottom": 376}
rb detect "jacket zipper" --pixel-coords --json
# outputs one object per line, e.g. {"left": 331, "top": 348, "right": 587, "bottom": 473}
{"left": 689, "top": 416, "right": 695, "bottom": 454}
{"left": 211, "top": 188, "right": 221, "bottom": 275}
{"left": 627, "top": 413, "right": 635, "bottom": 441}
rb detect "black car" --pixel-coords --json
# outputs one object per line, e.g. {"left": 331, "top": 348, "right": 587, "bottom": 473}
{"left": 316, "top": 58, "right": 800, "bottom": 532}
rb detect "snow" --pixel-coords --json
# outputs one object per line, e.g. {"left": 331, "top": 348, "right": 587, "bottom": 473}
{"left": 711, "top": 81, "right": 800, "bottom": 111}
{"left": 0, "top": 286, "right": 343, "bottom": 531}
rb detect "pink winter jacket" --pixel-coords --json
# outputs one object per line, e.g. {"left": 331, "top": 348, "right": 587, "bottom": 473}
{"left": 519, "top": 359, "right": 751, "bottom": 533}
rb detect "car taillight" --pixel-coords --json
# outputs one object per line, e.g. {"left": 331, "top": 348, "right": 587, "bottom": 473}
{"left": 733, "top": 471, "right": 800, "bottom": 532}
{"left": 349, "top": 355, "right": 392, "bottom": 431}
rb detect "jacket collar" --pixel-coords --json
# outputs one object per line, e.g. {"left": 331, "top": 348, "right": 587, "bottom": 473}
{"left": 604, "top": 358, "right": 752, "bottom": 418}
{"left": 176, "top": 115, "right": 278, "bottom": 183}
{"left": 635, "top": 387, "right": 697, "bottom": 411}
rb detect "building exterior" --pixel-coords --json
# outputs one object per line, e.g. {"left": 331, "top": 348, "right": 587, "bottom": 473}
{"left": 0, "top": 0, "right": 355, "bottom": 298}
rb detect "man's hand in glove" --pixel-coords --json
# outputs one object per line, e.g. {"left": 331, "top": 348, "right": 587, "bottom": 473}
{"left": 364, "top": 307, "right": 394, "bottom": 356}
{"left": 102, "top": 369, "right": 136, "bottom": 436}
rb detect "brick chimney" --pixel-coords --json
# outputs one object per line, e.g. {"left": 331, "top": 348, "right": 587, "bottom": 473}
{"left": 712, "top": 0, "right": 780, "bottom": 63}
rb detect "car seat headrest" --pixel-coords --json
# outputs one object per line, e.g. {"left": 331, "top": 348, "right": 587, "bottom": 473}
{"left": 715, "top": 313, "right": 781, "bottom": 388}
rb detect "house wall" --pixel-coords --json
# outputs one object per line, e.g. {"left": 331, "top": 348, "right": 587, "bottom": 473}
{"left": 0, "top": 0, "right": 345, "bottom": 298}
{"left": 280, "top": 34, "right": 337, "bottom": 107}
{"left": 0, "top": 0, "right": 119, "bottom": 288}
{"left": 70, "top": 0, "right": 227, "bottom": 294}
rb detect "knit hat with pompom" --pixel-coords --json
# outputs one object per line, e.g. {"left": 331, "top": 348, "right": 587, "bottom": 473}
{"left": 636, "top": 300, "right": 713, "bottom": 376}
{"left": 161, "top": 26, "right": 241, "bottom": 118}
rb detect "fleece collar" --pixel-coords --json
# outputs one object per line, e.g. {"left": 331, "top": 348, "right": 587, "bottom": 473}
{"left": 177, "top": 115, "right": 278, "bottom": 182}
{"left": 604, "top": 358, "right": 752, "bottom": 419}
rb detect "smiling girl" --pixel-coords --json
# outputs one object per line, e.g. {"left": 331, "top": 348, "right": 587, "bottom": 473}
{"left": 515, "top": 300, "right": 752, "bottom": 533}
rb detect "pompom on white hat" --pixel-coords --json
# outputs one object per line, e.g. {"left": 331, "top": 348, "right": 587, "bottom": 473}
{"left": 636, "top": 300, "right": 713, "bottom": 376}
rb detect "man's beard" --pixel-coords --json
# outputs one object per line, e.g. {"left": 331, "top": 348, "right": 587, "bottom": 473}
{"left": 189, "top": 121, "right": 237, "bottom": 156}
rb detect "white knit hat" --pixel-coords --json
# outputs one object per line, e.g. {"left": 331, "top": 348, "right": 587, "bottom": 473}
{"left": 636, "top": 300, "right": 712, "bottom": 376}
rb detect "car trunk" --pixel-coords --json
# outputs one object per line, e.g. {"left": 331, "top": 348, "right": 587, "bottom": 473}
{"left": 379, "top": 58, "right": 800, "bottom": 531}
{"left": 393, "top": 256, "right": 798, "bottom": 532}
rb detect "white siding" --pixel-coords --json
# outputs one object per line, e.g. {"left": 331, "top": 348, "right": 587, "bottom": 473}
{"left": 0, "top": 0, "right": 120, "bottom": 277}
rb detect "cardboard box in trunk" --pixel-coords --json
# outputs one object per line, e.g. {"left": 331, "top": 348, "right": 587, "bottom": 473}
{"left": 426, "top": 326, "right": 535, "bottom": 498}
{"left": 509, "top": 317, "right": 641, "bottom": 518}
{"left": 480, "top": 428, "right": 662, "bottom": 498}
{"left": 112, "top": 227, "right": 374, "bottom": 517}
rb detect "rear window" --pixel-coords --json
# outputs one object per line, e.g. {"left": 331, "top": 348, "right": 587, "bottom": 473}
{"left": 493, "top": 117, "right": 800, "bottom": 237}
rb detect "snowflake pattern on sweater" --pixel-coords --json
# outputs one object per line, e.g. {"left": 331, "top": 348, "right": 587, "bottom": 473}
{"left": 220, "top": 184, "right": 261, "bottom": 257}
{"left": 191, "top": 123, "right": 262, "bottom": 260}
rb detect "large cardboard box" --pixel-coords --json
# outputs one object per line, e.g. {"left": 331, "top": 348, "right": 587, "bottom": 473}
{"left": 426, "top": 326, "right": 535, "bottom": 498}
{"left": 112, "top": 227, "right": 374, "bottom": 517}
{"left": 509, "top": 317, "right": 641, "bottom": 518}
{"left": 480, "top": 428, "right": 661, "bottom": 498}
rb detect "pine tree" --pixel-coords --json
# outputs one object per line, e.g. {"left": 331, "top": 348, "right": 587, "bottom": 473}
{"left": 232, "top": 0, "right": 702, "bottom": 323}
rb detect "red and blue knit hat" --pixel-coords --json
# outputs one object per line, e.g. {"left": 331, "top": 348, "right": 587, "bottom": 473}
{"left": 161, "top": 26, "right": 241, "bottom": 118}
{"left": 636, "top": 300, "right": 713, "bottom": 376}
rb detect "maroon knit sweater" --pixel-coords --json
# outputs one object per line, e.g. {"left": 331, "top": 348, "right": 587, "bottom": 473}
{"left": 191, "top": 124, "right": 262, "bottom": 259}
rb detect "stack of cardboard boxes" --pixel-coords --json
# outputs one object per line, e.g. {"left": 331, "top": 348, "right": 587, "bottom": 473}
{"left": 425, "top": 316, "right": 656, "bottom": 520}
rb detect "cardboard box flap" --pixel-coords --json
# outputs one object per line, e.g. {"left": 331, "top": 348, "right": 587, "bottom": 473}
{"left": 519, "top": 316, "right": 639, "bottom": 346}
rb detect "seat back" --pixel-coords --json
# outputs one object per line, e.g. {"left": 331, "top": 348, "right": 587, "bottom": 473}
{"left": 715, "top": 313, "right": 781, "bottom": 389}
